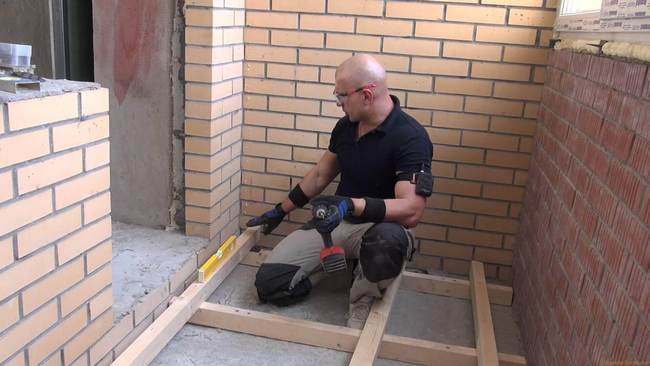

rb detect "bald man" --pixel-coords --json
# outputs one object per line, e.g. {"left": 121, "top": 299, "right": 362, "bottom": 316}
{"left": 247, "top": 54, "right": 433, "bottom": 329}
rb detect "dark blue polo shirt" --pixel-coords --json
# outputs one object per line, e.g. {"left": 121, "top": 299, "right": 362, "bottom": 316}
{"left": 328, "top": 95, "right": 433, "bottom": 199}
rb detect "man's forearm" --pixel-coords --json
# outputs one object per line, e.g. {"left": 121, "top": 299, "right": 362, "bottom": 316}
{"left": 351, "top": 197, "right": 424, "bottom": 228}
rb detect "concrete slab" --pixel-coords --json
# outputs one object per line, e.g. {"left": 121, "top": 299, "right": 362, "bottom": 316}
{"left": 111, "top": 221, "right": 208, "bottom": 319}
{"left": 0, "top": 78, "right": 99, "bottom": 102}
{"left": 152, "top": 264, "right": 525, "bottom": 365}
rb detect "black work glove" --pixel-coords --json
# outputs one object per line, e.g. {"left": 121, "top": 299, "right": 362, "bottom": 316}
{"left": 246, "top": 203, "right": 286, "bottom": 235}
{"left": 309, "top": 195, "right": 354, "bottom": 234}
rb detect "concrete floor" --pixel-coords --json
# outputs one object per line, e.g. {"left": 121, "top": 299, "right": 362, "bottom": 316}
{"left": 111, "top": 221, "right": 208, "bottom": 319}
{"left": 151, "top": 265, "right": 525, "bottom": 365}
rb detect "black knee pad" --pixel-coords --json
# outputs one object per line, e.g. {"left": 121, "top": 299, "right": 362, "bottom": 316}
{"left": 360, "top": 223, "right": 409, "bottom": 283}
{"left": 254, "top": 263, "right": 312, "bottom": 306}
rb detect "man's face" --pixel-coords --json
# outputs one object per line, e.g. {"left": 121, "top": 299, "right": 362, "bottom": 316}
{"left": 333, "top": 79, "right": 365, "bottom": 122}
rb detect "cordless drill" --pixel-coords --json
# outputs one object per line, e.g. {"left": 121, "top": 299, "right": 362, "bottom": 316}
{"left": 313, "top": 204, "right": 347, "bottom": 273}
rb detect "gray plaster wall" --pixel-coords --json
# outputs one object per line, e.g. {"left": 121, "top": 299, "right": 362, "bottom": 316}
{"left": 92, "top": 0, "right": 185, "bottom": 228}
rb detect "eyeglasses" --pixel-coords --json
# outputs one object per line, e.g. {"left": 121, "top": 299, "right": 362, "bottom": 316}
{"left": 333, "top": 83, "right": 376, "bottom": 102}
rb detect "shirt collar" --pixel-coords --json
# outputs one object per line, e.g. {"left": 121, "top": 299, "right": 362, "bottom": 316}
{"left": 374, "top": 95, "right": 401, "bottom": 133}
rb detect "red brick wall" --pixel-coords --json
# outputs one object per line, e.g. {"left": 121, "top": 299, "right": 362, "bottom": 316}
{"left": 513, "top": 49, "right": 649, "bottom": 365}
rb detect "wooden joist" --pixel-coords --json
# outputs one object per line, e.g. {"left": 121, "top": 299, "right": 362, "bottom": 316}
{"left": 189, "top": 302, "right": 527, "bottom": 366}
{"left": 349, "top": 271, "right": 403, "bottom": 365}
{"left": 470, "top": 261, "right": 499, "bottom": 366}
{"left": 111, "top": 228, "right": 260, "bottom": 366}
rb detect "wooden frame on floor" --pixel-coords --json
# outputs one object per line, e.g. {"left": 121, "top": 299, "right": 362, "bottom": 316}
{"left": 112, "top": 228, "right": 526, "bottom": 366}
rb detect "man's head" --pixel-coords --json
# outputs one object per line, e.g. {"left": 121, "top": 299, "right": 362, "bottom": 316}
{"left": 334, "top": 54, "right": 390, "bottom": 123}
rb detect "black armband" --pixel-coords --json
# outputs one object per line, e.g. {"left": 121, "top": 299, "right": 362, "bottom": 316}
{"left": 360, "top": 197, "right": 386, "bottom": 223}
{"left": 288, "top": 184, "right": 309, "bottom": 208}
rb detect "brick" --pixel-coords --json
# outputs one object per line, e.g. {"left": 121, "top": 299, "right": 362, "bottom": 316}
{"left": 486, "top": 150, "right": 530, "bottom": 169}
{"left": 0, "top": 246, "right": 56, "bottom": 305}
{"left": 608, "top": 163, "right": 645, "bottom": 213}
{"left": 242, "top": 172, "right": 290, "bottom": 190}
{"left": 246, "top": 11, "right": 297, "bottom": 28}
{"left": 491, "top": 116, "right": 536, "bottom": 136}
{"left": 244, "top": 28, "right": 269, "bottom": 45}
{"left": 186, "top": 27, "right": 222, "bottom": 46}
{"left": 267, "top": 159, "right": 313, "bottom": 176}
{"left": 475, "top": 247, "right": 513, "bottom": 265}
{"left": 462, "top": 131, "right": 519, "bottom": 151}
{"left": 267, "top": 129, "right": 317, "bottom": 147}
{"left": 483, "top": 183, "right": 525, "bottom": 201}
{"left": 465, "top": 96, "right": 523, "bottom": 117}
{"left": 299, "top": 49, "right": 351, "bottom": 66}
{"left": 357, "top": 18, "right": 413, "bottom": 37}
{"left": 443, "top": 258, "right": 470, "bottom": 275}
{"left": 86, "top": 240, "right": 112, "bottom": 274}
{"left": 246, "top": 45, "right": 296, "bottom": 63}
{"left": 300, "top": 14, "right": 355, "bottom": 32}
{"left": 296, "top": 82, "right": 335, "bottom": 100}
{"left": 600, "top": 119, "right": 634, "bottom": 162}
{"left": 7, "top": 93, "right": 78, "bottom": 131}
{"left": 435, "top": 77, "right": 492, "bottom": 96}
{"left": 185, "top": 149, "right": 231, "bottom": 173}
{"left": 387, "top": 2, "right": 443, "bottom": 21}
{"left": 504, "top": 46, "right": 549, "bottom": 65}
{"left": 443, "top": 42, "right": 502, "bottom": 62}
{"left": 61, "top": 265, "right": 111, "bottom": 317}
{"left": 509, "top": 8, "right": 556, "bottom": 27}
{"left": 52, "top": 115, "right": 109, "bottom": 152}
{"left": 326, "top": 33, "right": 381, "bottom": 52}
{"left": 28, "top": 307, "right": 87, "bottom": 365}
{"left": 55, "top": 167, "right": 110, "bottom": 210}
{"left": 476, "top": 215, "right": 519, "bottom": 234}
{"left": 246, "top": 0, "right": 270, "bottom": 9}
{"left": 134, "top": 284, "right": 169, "bottom": 324}
{"left": 629, "top": 137, "right": 650, "bottom": 181}
{"left": 267, "top": 64, "right": 319, "bottom": 82}
{"left": 63, "top": 311, "right": 112, "bottom": 365}
{"left": 415, "top": 22, "right": 474, "bottom": 41}
{"left": 387, "top": 73, "right": 432, "bottom": 92}
{"left": 427, "top": 127, "right": 461, "bottom": 145}
{"left": 16, "top": 150, "right": 83, "bottom": 195}
{"left": 453, "top": 196, "right": 509, "bottom": 216}
{"left": 433, "top": 177, "right": 481, "bottom": 197}
{"left": 24, "top": 258, "right": 84, "bottom": 318}
{"left": 432, "top": 112, "right": 487, "bottom": 132}
{"left": 446, "top": 5, "right": 506, "bottom": 24}
{"left": 0, "top": 296, "right": 19, "bottom": 333}
{"left": 0, "top": 104, "right": 4, "bottom": 135}
{"left": 327, "top": 0, "right": 384, "bottom": 16}
{"left": 370, "top": 54, "right": 410, "bottom": 72}
{"left": 407, "top": 93, "right": 463, "bottom": 111}
{"left": 83, "top": 191, "right": 111, "bottom": 225}
{"left": 0, "top": 129, "right": 50, "bottom": 168}
{"left": 245, "top": 110, "right": 294, "bottom": 129}
{"left": 80, "top": 88, "right": 109, "bottom": 117}
{"left": 414, "top": 223, "right": 447, "bottom": 241}
{"left": 383, "top": 37, "right": 440, "bottom": 57}
{"left": 295, "top": 116, "right": 337, "bottom": 133}
{"left": 17, "top": 206, "right": 81, "bottom": 258}
{"left": 476, "top": 26, "right": 536, "bottom": 45}
{"left": 224, "top": 62, "right": 243, "bottom": 80}
{"left": 482, "top": 0, "right": 543, "bottom": 5}
{"left": 186, "top": 81, "right": 233, "bottom": 101}
{"left": 269, "top": 96, "right": 320, "bottom": 115}
{"left": 0, "top": 237, "right": 12, "bottom": 270}
{"left": 245, "top": 78, "right": 295, "bottom": 97}
{"left": 186, "top": 8, "right": 234, "bottom": 27}
{"left": 472, "top": 62, "right": 530, "bottom": 81}
{"left": 185, "top": 64, "right": 223, "bottom": 83}
{"left": 457, "top": 164, "right": 513, "bottom": 184}
{"left": 272, "top": 0, "right": 325, "bottom": 12}
{"left": 57, "top": 217, "right": 112, "bottom": 266}
{"left": 433, "top": 145, "right": 483, "bottom": 163}
{"left": 185, "top": 46, "right": 233, "bottom": 65}
{"left": 494, "top": 82, "right": 543, "bottom": 101}
{"left": 243, "top": 62, "right": 265, "bottom": 79}
{"left": 0, "top": 189, "right": 52, "bottom": 237}
{"left": 0, "top": 301, "right": 57, "bottom": 363}
{"left": 448, "top": 228, "right": 502, "bottom": 248}
{"left": 243, "top": 141, "right": 292, "bottom": 160}
{"left": 0, "top": 170, "right": 13, "bottom": 203}
{"left": 411, "top": 58, "right": 469, "bottom": 77}
{"left": 85, "top": 141, "right": 110, "bottom": 171}
{"left": 420, "top": 240, "right": 473, "bottom": 259}
{"left": 271, "top": 30, "right": 324, "bottom": 48}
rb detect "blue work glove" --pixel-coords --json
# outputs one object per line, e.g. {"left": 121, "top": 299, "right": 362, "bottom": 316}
{"left": 309, "top": 195, "right": 354, "bottom": 233}
{"left": 246, "top": 203, "right": 286, "bottom": 235}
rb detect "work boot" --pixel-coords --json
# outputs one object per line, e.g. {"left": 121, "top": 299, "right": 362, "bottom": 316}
{"left": 347, "top": 295, "right": 374, "bottom": 329}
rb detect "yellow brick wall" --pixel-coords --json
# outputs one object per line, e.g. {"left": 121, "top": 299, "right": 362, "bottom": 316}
{"left": 239, "top": 0, "right": 557, "bottom": 282}
{"left": 184, "top": 0, "right": 245, "bottom": 246}
{"left": 0, "top": 88, "right": 112, "bottom": 365}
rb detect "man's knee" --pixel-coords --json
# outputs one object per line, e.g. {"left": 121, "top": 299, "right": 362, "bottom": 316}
{"left": 359, "top": 223, "right": 411, "bottom": 283}
{"left": 255, "top": 263, "right": 312, "bottom": 306}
